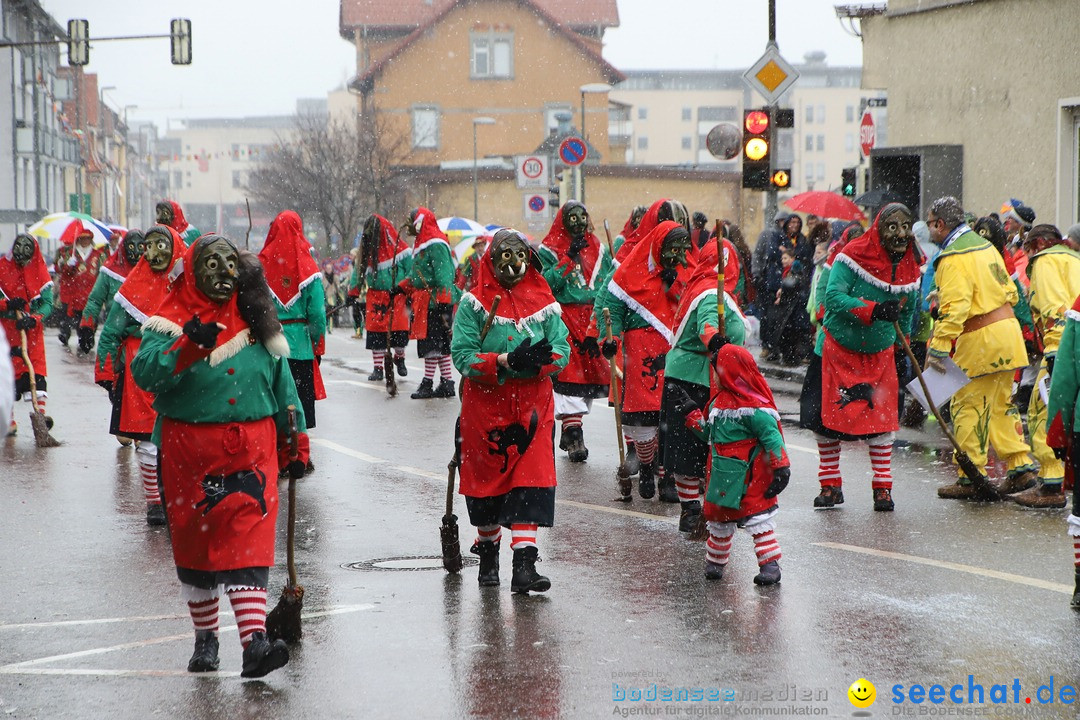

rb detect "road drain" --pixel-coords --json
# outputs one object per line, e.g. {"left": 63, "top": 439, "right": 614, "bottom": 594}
{"left": 344, "top": 555, "right": 479, "bottom": 571}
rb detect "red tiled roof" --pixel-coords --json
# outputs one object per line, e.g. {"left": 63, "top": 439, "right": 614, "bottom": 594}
{"left": 340, "top": 0, "right": 619, "bottom": 33}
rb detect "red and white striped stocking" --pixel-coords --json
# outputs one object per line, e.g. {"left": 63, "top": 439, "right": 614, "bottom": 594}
{"left": 438, "top": 355, "right": 453, "bottom": 380}
{"left": 675, "top": 474, "right": 702, "bottom": 503}
{"left": 226, "top": 587, "right": 267, "bottom": 647}
{"left": 869, "top": 441, "right": 893, "bottom": 490}
{"left": 509, "top": 523, "right": 538, "bottom": 550}
{"left": 752, "top": 529, "right": 782, "bottom": 566}
{"left": 705, "top": 521, "right": 735, "bottom": 565}
{"left": 475, "top": 524, "right": 502, "bottom": 546}
{"left": 136, "top": 442, "right": 160, "bottom": 505}
{"left": 816, "top": 437, "right": 842, "bottom": 487}
{"left": 187, "top": 597, "right": 219, "bottom": 635}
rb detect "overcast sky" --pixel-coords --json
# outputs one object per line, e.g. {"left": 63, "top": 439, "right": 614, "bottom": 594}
{"left": 39, "top": 0, "right": 863, "bottom": 129}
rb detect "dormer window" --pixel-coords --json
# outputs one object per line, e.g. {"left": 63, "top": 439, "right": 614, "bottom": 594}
{"left": 471, "top": 31, "right": 513, "bottom": 79}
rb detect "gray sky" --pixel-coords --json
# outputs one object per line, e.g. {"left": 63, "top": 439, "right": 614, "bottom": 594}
{"left": 39, "top": 0, "right": 863, "bottom": 129}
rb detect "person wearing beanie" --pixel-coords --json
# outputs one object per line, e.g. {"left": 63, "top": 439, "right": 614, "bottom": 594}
{"left": 1002, "top": 201, "right": 1036, "bottom": 288}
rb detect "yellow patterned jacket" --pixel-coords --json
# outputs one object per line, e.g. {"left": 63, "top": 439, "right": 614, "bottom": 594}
{"left": 1027, "top": 245, "right": 1080, "bottom": 357}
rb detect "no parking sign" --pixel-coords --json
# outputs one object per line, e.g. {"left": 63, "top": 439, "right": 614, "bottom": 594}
{"left": 524, "top": 193, "right": 549, "bottom": 220}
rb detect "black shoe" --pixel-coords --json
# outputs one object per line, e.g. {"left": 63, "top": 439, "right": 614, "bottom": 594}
{"left": 813, "top": 486, "right": 844, "bottom": 508}
{"left": 873, "top": 487, "right": 894, "bottom": 512}
{"left": 187, "top": 630, "right": 220, "bottom": 672}
{"left": 241, "top": 631, "right": 290, "bottom": 678}
{"left": 679, "top": 501, "right": 702, "bottom": 533}
{"left": 433, "top": 378, "right": 456, "bottom": 398}
{"left": 657, "top": 474, "right": 679, "bottom": 503}
{"left": 511, "top": 546, "right": 550, "bottom": 594}
{"left": 638, "top": 461, "right": 655, "bottom": 499}
{"left": 471, "top": 541, "right": 500, "bottom": 587}
{"left": 367, "top": 366, "right": 384, "bottom": 382}
{"left": 304, "top": 459, "right": 315, "bottom": 475}
{"left": 411, "top": 378, "right": 435, "bottom": 399}
{"left": 753, "top": 561, "right": 781, "bottom": 586}
{"left": 58, "top": 333, "right": 70, "bottom": 347}
{"left": 1072, "top": 572, "right": 1080, "bottom": 610}
{"left": 624, "top": 444, "right": 640, "bottom": 477}
{"left": 394, "top": 356, "right": 408, "bottom": 377}
{"left": 146, "top": 503, "right": 167, "bottom": 526}
{"left": 704, "top": 560, "right": 725, "bottom": 581}
{"left": 562, "top": 426, "right": 588, "bottom": 462}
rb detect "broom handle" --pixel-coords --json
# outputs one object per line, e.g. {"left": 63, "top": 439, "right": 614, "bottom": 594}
{"left": 603, "top": 308, "right": 626, "bottom": 466}
{"left": 893, "top": 322, "right": 965, "bottom": 453}
{"left": 714, "top": 221, "right": 725, "bottom": 337}
{"left": 602, "top": 219, "right": 615, "bottom": 256}
{"left": 15, "top": 311, "right": 41, "bottom": 414}
{"left": 286, "top": 406, "right": 299, "bottom": 589}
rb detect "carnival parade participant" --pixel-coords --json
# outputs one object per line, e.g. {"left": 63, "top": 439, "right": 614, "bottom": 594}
{"left": 537, "top": 201, "right": 613, "bottom": 462}
{"left": 451, "top": 228, "right": 569, "bottom": 593}
{"left": 597, "top": 220, "right": 693, "bottom": 501}
{"left": 97, "top": 225, "right": 185, "bottom": 524}
{"left": 1008, "top": 224, "right": 1080, "bottom": 508}
{"left": 926, "top": 197, "right": 1037, "bottom": 499}
{"left": 614, "top": 198, "right": 690, "bottom": 263}
{"left": 0, "top": 233, "right": 53, "bottom": 435}
{"left": 662, "top": 238, "right": 747, "bottom": 528}
{"left": 259, "top": 210, "right": 326, "bottom": 430}
{"left": 1046, "top": 292, "right": 1080, "bottom": 606}
{"left": 55, "top": 221, "right": 107, "bottom": 352}
{"left": 131, "top": 233, "right": 302, "bottom": 677}
{"left": 156, "top": 199, "right": 202, "bottom": 245}
{"left": 355, "top": 213, "right": 411, "bottom": 381}
{"left": 799, "top": 204, "right": 921, "bottom": 512}
{"left": 395, "top": 207, "right": 459, "bottom": 399}
{"left": 681, "top": 344, "right": 789, "bottom": 584}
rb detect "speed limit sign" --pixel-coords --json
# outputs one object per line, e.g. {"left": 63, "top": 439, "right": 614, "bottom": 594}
{"left": 515, "top": 155, "right": 548, "bottom": 188}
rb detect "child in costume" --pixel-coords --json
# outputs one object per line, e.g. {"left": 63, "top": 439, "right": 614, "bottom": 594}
{"left": 356, "top": 214, "right": 412, "bottom": 380}
{"left": 0, "top": 233, "right": 53, "bottom": 435}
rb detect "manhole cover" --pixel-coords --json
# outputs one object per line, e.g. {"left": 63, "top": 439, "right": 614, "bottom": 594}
{"left": 344, "top": 555, "right": 479, "bottom": 572}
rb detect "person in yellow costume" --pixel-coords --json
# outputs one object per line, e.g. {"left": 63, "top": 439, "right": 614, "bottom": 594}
{"left": 1007, "top": 224, "right": 1080, "bottom": 507}
{"left": 925, "top": 197, "right": 1038, "bottom": 499}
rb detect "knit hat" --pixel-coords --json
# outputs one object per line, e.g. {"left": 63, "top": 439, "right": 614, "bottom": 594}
{"left": 1065, "top": 224, "right": 1080, "bottom": 245}
{"left": 1003, "top": 202, "right": 1035, "bottom": 229}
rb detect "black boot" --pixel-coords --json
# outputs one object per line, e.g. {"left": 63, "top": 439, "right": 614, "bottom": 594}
{"left": 471, "top": 541, "right": 500, "bottom": 587}
{"left": 813, "top": 485, "right": 844, "bottom": 508}
{"left": 562, "top": 426, "right": 588, "bottom": 462}
{"left": 638, "top": 461, "right": 655, "bottom": 499}
{"left": 873, "top": 487, "right": 894, "bottom": 512}
{"left": 187, "top": 630, "right": 220, "bottom": 672}
{"left": 657, "top": 472, "right": 679, "bottom": 503}
{"left": 678, "top": 501, "right": 701, "bottom": 532}
{"left": 511, "top": 546, "right": 550, "bottom": 594}
{"left": 433, "top": 378, "right": 456, "bottom": 398}
{"left": 411, "top": 378, "right": 435, "bottom": 399}
{"left": 753, "top": 561, "right": 781, "bottom": 586}
{"left": 240, "top": 631, "right": 290, "bottom": 678}
{"left": 394, "top": 356, "right": 408, "bottom": 377}
{"left": 146, "top": 503, "right": 167, "bottom": 526}
{"left": 1072, "top": 571, "right": 1080, "bottom": 610}
{"left": 367, "top": 366, "right": 384, "bottom": 382}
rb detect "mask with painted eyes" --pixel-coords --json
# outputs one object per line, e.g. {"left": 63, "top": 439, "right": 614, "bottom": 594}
{"left": 490, "top": 230, "right": 531, "bottom": 288}
{"left": 879, "top": 205, "right": 914, "bottom": 257}
{"left": 193, "top": 236, "right": 240, "bottom": 302}
{"left": 11, "top": 234, "right": 35, "bottom": 267}
{"left": 122, "top": 231, "right": 145, "bottom": 266}
{"left": 406, "top": 209, "right": 422, "bottom": 238}
{"left": 659, "top": 227, "right": 692, "bottom": 271}
{"left": 143, "top": 226, "right": 175, "bottom": 273}
{"left": 155, "top": 202, "right": 174, "bottom": 227}
{"left": 561, "top": 202, "right": 588, "bottom": 241}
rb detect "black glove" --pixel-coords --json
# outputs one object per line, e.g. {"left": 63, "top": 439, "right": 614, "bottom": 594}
{"left": 183, "top": 316, "right": 223, "bottom": 349}
{"left": 659, "top": 268, "right": 678, "bottom": 287}
{"left": 707, "top": 333, "right": 729, "bottom": 355}
{"left": 388, "top": 284, "right": 406, "bottom": 298}
{"left": 506, "top": 337, "right": 554, "bottom": 373}
{"left": 579, "top": 336, "right": 601, "bottom": 358}
{"left": 285, "top": 460, "right": 306, "bottom": 480}
{"left": 96, "top": 379, "right": 113, "bottom": 395}
{"left": 14, "top": 315, "right": 36, "bottom": 331}
{"left": 568, "top": 236, "right": 588, "bottom": 260}
{"left": 10, "top": 345, "right": 21, "bottom": 359}
{"left": 601, "top": 339, "right": 618, "bottom": 359}
{"left": 764, "top": 466, "right": 790, "bottom": 498}
{"left": 344, "top": 295, "right": 358, "bottom": 307}
{"left": 77, "top": 326, "right": 94, "bottom": 354}
{"left": 669, "top": 385, "right": 698, "bottom": 417}
{"left": 5, "top": 297, "right": 27, "bottom": 313}
{"left": 870, "top": 300, "right": 901, "bottom": 323}
{"left": 1053, "top": 446, "right": 1068, "bottom": 461}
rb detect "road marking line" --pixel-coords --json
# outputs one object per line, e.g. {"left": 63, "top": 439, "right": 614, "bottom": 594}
{"left": 814, "top": 542, "right": 1072, "bottom": 594}
{"left": 311, "top": 438, "right": 386, "bottom": 463}
{"left": 323, "top": 378, "right": 382, "bottom": 392}
{"left": 0, "top": 613, "right": 231, "bottom": 630}
{"left": 393, "top": 465, "right": 444, "bottom": 480}
{"left": 557, "top": 498, "right": 678, "bottom": 524}
{"left": 0, "top": 605, "right": 375, "bottom": 676}
{"left": 787, "top": 443, "right": 819, "bottom": 456}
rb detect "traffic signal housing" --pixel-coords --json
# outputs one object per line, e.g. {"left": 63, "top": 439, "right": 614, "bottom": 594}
{"left": 742, "top": 108, "right": 771, "bottom": 190}
{"left": 549, "top": 170, "right": 571, "bottom": 209}
{"left": 841, "top": 167, "right": 857, "bottom": 197}
{"left": 67, "top": 19, "right": 89, "bottom": 66}
{"left": 170, "top": 18, "right": 192, "bottom": 65}
{"left": 771, "top": 169, "right": 791, "bottom": 189}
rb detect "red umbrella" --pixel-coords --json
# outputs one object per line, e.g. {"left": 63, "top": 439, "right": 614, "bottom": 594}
{"left": 784, "top": 191, "right": 866, "bottom": 221}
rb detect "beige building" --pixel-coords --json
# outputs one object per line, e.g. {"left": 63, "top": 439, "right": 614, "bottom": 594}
{"left": 849, "top": 0, "right": 1080, "bottom": 225}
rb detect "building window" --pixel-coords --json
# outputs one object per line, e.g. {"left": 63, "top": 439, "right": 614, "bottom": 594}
{"left": 816, "top": 162, "right": 825, "bottom": 181}
{"left": 846, "top": 105, "right": 855, "bottom": 123}
{"left": 681, "top": 136, "right": 692, "bottom": 150}
{"left": 804, "top": 164, "right": 814, "bottom": 183}
{"left": 638, "top": 107, "right": 648, "bottom": 120}
{"left": 173, "top": 171, "right": 182, "bottom": 188}
{"left": 470, "top": 32, "right": 513, "bottom": 79}
{"left": 698, "top": 106, "right": 737, "bottom": 122}
{"left": 816, "top": 135, "right": 825, "bottom": 152}
{"left": 544, "top": 104, "right": 573, "bottom": 133}
{"left": 682, "top": 107, "right": 692, "bottom": 122}
{"left": 817, "top": 105, "right": 825, "bottom": 123}
{"left": 637, "top": 136, "right": 648, "bottom": 150}
{"left": 805, "top": 135, "right": 813, "bottom": 152}
{"left": 232, "top": 171, "right": 242, "bottom": 188}
{"left": 805, "top": 105, "right": 814, "bottom": 123}
{"left": 845, "top": 133, "right": 854, "bottom": 152}
{"left": 411, "top": 106, "right": 440, "bottom": 149}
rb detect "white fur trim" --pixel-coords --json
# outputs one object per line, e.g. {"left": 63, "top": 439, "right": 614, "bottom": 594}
{"left": 708, "top": 406, "right": 781, "bottom": 423}
{"left": 670, "top": 288, "right": 748, "bottom": 349}
{"left": 606, "top": 278, "right": 675, "bottom": 345}
{"left": 100, "top": 266, "right": 125, "bottom": 283}
{"left": 1066, "top": 309, "right": 1080, "bottom": 323}
{"left": 368, "top": 247, "right": 412, "bottom": 275}
{"left": 262, "top": 331, "right": 291, "bottom": 359}
{"left": 114, "top": 290, "right": 150, "bottom": 324}
{"left": 414, "top": 237, "right": 452, "bottom": 255}
{"left": 588, "top": 243, "right": 607, "bottom": 289}
{"left": 208, "top": 328, "right": 251, "bottom": 366}
{"left": 833, "top": 253, "right": 921, "bottom": 295}
{"left": 270, "top": 270, "right": 322, "bottom": 310}
{"left": 460, "top": 292, "right": 561, "bottom": 330}
{"left": 142, "top": 316, "right": 183, "bottom": 336}
{"left": 1068, "top": 514, "right": 1080, "bottom": 537}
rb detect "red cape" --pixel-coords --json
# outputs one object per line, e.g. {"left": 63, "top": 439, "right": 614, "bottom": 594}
{"left": 115, "top": 227, "right": 185, "bottom": 323}
{"left": 711, "top": 343, "right": 778, "bottom": 416}
{"left": 671, "top": 239, "right": 741, "bottom": 344}
{"left": 541, "top": 207, "right": 602, "bottom": 284}
{"left": 462, "top": 241, "right": 559, "bottom": 326}
{"left": 101, "top": 231, "right": 138, "bottom": 281}
{"left": 608, "top": 220, "right": 692, "bottom": 343}
{"left": 364, "top": 215, "right": 411, "bottom": 271}
{"left": 834, "top": 204, "right": 923, "bottom": 293}
{"left": 166, "top": 200, "right": 193, "bottom": 236}
{"left": 259, "top": 210, "right": 320, "bottom": 309}
{"left": 615, "top": 198, "right": 668, "bottom": 262}
{"left": 0, "top": 237, "right": 52, "bottom": 302}
{"left": 412, "top": 206, "right": 451, "bottom": 254}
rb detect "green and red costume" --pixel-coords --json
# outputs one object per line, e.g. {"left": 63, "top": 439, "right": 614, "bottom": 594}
{"left": 356, "top": 215, "right": 412, "bottom": 350}
{"left": 163, "top": 199, "right": 202, "bottom": 245}
{"left": 0, "top": 236, "right": 54, "bottom": 419}
{"left": 82, "top": 236, "right": 138, "bottom": 386}
{"left": 400, "top": 207, "right": 458, "bottom": 357}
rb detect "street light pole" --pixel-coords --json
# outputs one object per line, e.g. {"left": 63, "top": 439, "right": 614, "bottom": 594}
{"left": 578, "top": 83, "right": 612, "bottom": 206}
{"left": 471, "top": 116, "right": 495, "bottom": 222}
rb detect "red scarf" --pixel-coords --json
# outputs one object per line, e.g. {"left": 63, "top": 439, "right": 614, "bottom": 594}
{"left": 167, "top": 200, "right": 192, "bottom": 236}
{"left": 609, "top": 220, "right": 692, "bottom": 343}
{"left": 615, "top": 198, "right": 668, "bottom": 262}
{"left": 671, "top": 240, "right": 742, "bottom": 344}
{"left": 114, "top": 228, "right": 185, "bottom": 323}
{"left": 365, "top": 215, "right": 411, "bottom": 271}
{"left": 412, "top": 206, "right": 451, "bottom": 254}
{"left": 101, "top": 232, "right": 138, "bottom": 281}
{"left": 0, "top": 237, "right": 52, "bottom": 302}
{"left": 462, "top": 243, "right": 559, "bottom": 327}
{"left": 541, "top": 207, "right": 602, "bottom": 285}
{"left": 710, "top": 343, "right": 779, "bottom": 419}
{"left": 259, "top": 210, "right": 321, "bottom": 309}
{"left": 834, "top": 204, "right": 923, "bottom": 293}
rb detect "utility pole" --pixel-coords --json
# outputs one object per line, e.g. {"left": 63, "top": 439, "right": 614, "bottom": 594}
{"left": 765, "top": 0, "right": 778, "bottom": 226}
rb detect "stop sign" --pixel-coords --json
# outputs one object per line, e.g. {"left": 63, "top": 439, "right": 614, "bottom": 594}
{"left": 860, "top": 112, "right": 876, "bottom": 157}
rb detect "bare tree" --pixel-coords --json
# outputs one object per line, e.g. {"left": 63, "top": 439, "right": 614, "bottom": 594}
{"left": 247, "top": 110, "right": 412, "bottom": 254}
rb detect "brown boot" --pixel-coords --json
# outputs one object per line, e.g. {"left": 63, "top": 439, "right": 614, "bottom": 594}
{"left": 1008, "top": 482, "right": 1067, "bottom": 508}
{"left": 997, "top": 468, "right": 1038, "bottom": 495}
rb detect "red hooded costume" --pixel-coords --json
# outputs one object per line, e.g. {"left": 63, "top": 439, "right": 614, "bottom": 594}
{"left": 362, "top": 214, "right": 411, "bottom": 335}
{"left": 259, "top": 210, "right": 321, "bottom": 310}
{"left": 0, "top": 237, "right": 52, "bottom": 378}
{"left": 55, "top": 220, "right": 107, "bottom": 310}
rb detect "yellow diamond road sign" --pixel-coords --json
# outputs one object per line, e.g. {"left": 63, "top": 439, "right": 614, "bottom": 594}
{"left": 743, "top": 43, "right": 799, "bottom": 105}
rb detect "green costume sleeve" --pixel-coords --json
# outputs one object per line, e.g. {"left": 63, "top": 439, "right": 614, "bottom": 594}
{"left": 130, "top": 329, "right": 185, "bottom": 395}
{"left": 430, "top": 245, "right": 456, "bottom": 292}
{"left": 823, "top": 262, "right": 870, "bottom": 317}
{"left": 746, "top": 410, "right": 789, "bottom": 466}
{"left": 304, "top": 280, "right": 327, "bottom": 346}
{"left": 1014, "top": 278, "right": 1034, "bottom": 331}
{"left": 1047, "top": 316, "right": 1077, "bottom": 436}
{"left": 450, "top": 302, "right": 489, "bottom": 380}
{"left": 32, "top": 286, "right": 53, "bottom": 319}
{"left": 539, "top": 246, "right": 572, "bottom": 296}
{"left": 82, "top": 273, "right": 113, "bottom": 322}
{"left": 594, "top": 283, "right": 627, "bottom": 338}
{"left": 544, "top": 312, "right": 571, "bottom": 375}
{"left": 96, "top": 300, "right": 135, "bottom": 370}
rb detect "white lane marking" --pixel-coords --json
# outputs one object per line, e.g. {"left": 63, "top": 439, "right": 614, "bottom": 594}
{"left": 323, "top": 378, "right": 383, "bottom": 392}
{"left": 311, "top": 438, "right": 386, "bottom": 463}
{"left": 393, "top": 465, "right": 444, "bottom": 480}
{"left": 0, "top": 668, "right": 241, "bottom": 677}
{"left": 558, "top": 498, "right": 678, "bottom": 524}
{"left": 814, "top": 542, "right": 1072, "bottom": 594}
{"left": 787, "top": 443, "right": 819, "bottom": 456}
{"left": 0, "top": 613, "right": 231, "bottom": 630}
{"left": 0, "top": 604, "right": 375, "bottom": 676}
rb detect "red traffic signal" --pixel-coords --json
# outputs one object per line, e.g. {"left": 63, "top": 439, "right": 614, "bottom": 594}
{"left": 745, "top": 110, "right": 770, "bottom": 135}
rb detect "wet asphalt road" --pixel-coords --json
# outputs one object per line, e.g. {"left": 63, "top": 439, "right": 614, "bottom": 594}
{"left": 1, "top": 328, "right": 1079, "bottom": 719}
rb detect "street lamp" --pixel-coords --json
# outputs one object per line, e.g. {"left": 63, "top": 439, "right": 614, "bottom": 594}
{"left": 578, "top": 83, "right": 611, "bottom": 205}
{"left": 472, "top": 116, "right": 496, "bottom": 222}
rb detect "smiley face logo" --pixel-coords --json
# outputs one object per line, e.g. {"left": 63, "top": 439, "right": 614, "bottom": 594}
{"left": 848, "top": 679, "right": 876, "bottom": 708}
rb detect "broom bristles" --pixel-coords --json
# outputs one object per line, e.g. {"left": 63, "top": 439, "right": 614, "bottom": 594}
{"left": 441, "top": 516, "right": 463, "bottom": 573}
{"left": 265, "top": 585, "right": 304, "bottom": 644}
{"left": 688, "top": 512, "right": 709, "bottom": 542}
{"left": 385, "top": 350, "right": 397, "bottom": 397}
{"left": 29, "top": 411, "right": 60, "bottom": 447}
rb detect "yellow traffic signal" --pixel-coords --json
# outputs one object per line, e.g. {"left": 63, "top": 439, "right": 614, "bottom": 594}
{"left": 771, "top": 169, "right": 791, "bottom": 188}
{"left": 745, "top": 138, "right": 769, "bottom": 162}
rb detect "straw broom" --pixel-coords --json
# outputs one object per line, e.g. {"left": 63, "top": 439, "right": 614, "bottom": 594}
{"left": 266, "top": 406, "right": 304, "bottom": 643}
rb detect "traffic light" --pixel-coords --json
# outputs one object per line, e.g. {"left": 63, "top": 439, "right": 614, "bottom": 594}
{"left": 170, "top": 18, "right": 192, "bottom": 65}
{"left": 67, "top": 19, "right": 89, "bottom": 66}
{"left": 841, "top": 167, "right": 857, "bottom": 197}
{"left": 771, "top": 169, "right": 791, "bottom": 189}
{"left": 549, "top": 170, "right": 571, "bottom": 209}
{"left": 741, "top": 108, "right": 771, "bottom": 190}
